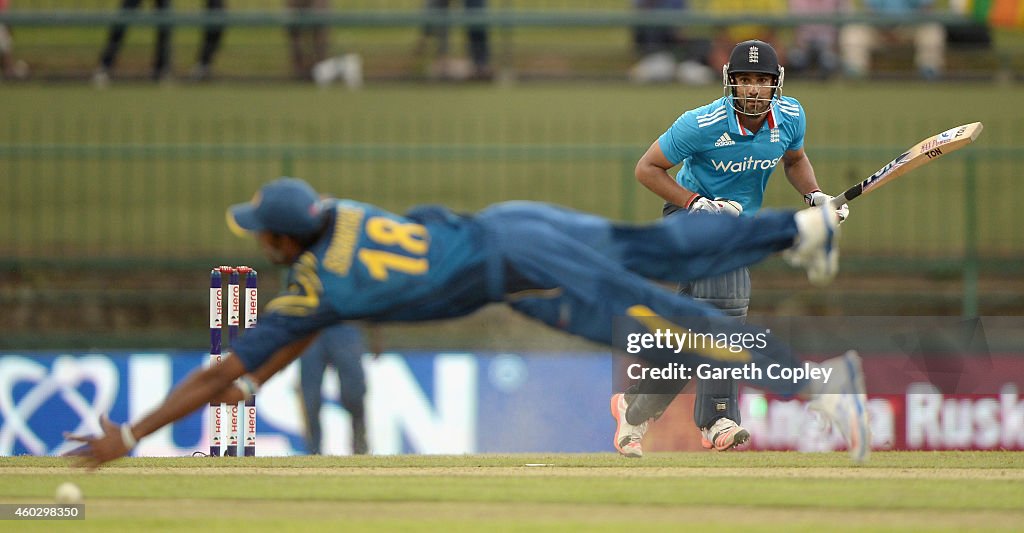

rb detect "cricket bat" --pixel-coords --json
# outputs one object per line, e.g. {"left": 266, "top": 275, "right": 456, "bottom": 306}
{"left": 830, "top": 122, "right": 984, "bottom": 209}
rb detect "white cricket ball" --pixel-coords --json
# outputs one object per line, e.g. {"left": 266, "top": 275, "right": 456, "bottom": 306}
{"left": 55, "top": 482, "right": 82, "bottom": 504}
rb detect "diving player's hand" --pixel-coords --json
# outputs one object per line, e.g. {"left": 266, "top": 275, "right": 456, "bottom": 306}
{"left": 804, "top": 190, "right": 849, "bottom": 225}
{"left": 686, "top": 195, "right": 743, "bottom": 217}
{"left": 63, "top": 414, "right": 134, "bottom": 469}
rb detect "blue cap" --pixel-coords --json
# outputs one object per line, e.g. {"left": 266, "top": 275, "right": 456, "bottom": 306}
{"left": 227, "top": 177, "right": 326, "bottom": 237}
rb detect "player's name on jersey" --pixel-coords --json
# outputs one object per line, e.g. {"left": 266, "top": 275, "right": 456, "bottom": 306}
{"left": 624, "top": 362, "right": 832, "bottom": 384}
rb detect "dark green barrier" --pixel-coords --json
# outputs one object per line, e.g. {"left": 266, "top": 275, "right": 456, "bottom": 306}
{"left": 2, "top": 84, "right": 1022, "bottom": 340}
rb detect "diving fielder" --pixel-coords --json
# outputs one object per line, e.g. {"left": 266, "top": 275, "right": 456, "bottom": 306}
{"left": 66, "top": 177, "right": 872, "bottom": 467}
{"left": 612, "top": 40, "right": 850, "bottom": 457}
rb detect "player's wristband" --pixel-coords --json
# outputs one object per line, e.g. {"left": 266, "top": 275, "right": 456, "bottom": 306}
{"left": 235, "top": 375, "right": 260, "bottom": 401}
{"left": 683, "top": 193, "right": 703, "bottom": 209}
{"left": 120, "top": 423, "right": 138, "bottom": 450}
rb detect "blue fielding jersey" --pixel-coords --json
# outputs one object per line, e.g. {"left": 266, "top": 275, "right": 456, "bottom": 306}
{"left": 232, "top": 200, "right": 496, "bottom": 371}
{"left": 657, "top": 95, "right": 806, "bottom": 214}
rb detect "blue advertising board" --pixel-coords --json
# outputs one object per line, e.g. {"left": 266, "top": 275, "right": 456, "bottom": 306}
{"left": 0, "top": 351, "right": 615, "bottom": 456}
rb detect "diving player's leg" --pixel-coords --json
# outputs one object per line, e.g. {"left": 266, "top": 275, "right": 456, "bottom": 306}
{"left": 499, "top": 220, "right": 715, "bottom": 458}
{"left": 480, "top": 201, "right": 838, "bottom": 286}
{"left": 497, "top": 212, "right": 811, "bottom": 382}
{"left": 618, "top": 206, "right": 840, "bottom": 287}
{"left": 480, "top": 200, "right": 794, "bottom": 278}
{"left": 505, "top": 248, "right": 792, "bottom": 386}
{"left": 490, "top": 204, "right": 827, "bottom": 379}
{"left": 499, "top": 210, "right": 865, "bottom": 461}
{"left": 506, "top": 261, "right": 868, "bottom": 461}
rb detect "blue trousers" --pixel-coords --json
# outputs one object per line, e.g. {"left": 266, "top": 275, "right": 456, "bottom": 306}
{"left": 478, "top": 202, "right": 804, "bottom": 395}
{"left": 299, "top": 323, "right": 367, "bottom": 454}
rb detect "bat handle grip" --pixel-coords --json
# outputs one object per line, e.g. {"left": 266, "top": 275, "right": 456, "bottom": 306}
{"left": 830, "top": 193, "right": 851, "bottom": 209}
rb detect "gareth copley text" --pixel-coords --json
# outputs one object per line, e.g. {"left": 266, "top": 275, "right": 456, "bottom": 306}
{"left": 626, "top": 362, "right": 833, "bottom": 385}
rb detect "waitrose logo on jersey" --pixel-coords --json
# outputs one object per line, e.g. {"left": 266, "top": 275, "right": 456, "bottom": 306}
{"left": 711, "top": 156, "right": 782, "bottom": 173}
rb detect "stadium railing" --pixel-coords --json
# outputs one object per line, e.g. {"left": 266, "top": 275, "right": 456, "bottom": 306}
{"left": 0, "top": 7, "right": 1012, "bottom": 81}
{"left": 0, "top": 10, "right": 975, "bottom": 28}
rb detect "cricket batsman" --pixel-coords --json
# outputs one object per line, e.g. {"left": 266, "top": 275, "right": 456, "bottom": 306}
{"left": 612, "top": 40, "right": 851, "bottom": 457}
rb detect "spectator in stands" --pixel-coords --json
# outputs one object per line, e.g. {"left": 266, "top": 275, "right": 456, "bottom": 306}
{"left": 299, "top": 323, "right": 369, "bottom": 455}
{"left": 93, "top": 0, "right": 173, "bottom": 87}
{"left": 417, "top": 0, "right": 492, "bottom": 81}
{"left": 629, "top": 0, "right": 714, "bottom": 84}
{"left": 286, "top": 0, "right": 330, "bottom": 80}
{"left": 0, "top": 0, "right": 28, "bottom": 80}
{"left": 839, "top": 0, "right": 946, "bottom": 79}
{"left": 189, "top": 0, "right": 226, "bottom": 81}
{"left": 705, "top": 0, "right": 787, "bottom": 72}
{"left": 787, "top": 0, "right": 847, "bottom": 79}
{"left": 633, "top": 0, "right": 683, "bottom": 57}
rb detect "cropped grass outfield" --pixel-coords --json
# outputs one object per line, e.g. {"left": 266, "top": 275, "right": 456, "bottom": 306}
{"left": 2, "top": 452, "right": 1023, "bottom": 532}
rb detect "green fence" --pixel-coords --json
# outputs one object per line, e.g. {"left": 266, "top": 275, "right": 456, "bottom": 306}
{"left": 2, "top": 84, "right": 1022, "bottom": 350}
{"left": 1, "top": 8, "right": 1021, "bottom": 349}
{"left": 2, "top": 140, "right": 1019, "bottom": 266}
{"left": 2, "top": 84, "right": 1022, "bottom": 267}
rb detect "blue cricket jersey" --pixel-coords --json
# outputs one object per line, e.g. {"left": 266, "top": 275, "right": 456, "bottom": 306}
{"left": 657, "top": 95, "right": 806, "bottom": 214}
{"left": 232, "top": 200, "right": 496, "bottom": 371}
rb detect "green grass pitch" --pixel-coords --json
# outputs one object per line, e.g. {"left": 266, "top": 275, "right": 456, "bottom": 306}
{"left": 2, "top": 452, "right": 1023, "bottom": 531}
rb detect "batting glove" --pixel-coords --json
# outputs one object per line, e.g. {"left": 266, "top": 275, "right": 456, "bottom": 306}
{"left": 713, "top": 198, "right": 743, "bottom": 217}
{"left": 686, "top": 194, "right": 743, "bottom": 217}
{"left": 804, "top": 189, "right": 849, "bottom": 224}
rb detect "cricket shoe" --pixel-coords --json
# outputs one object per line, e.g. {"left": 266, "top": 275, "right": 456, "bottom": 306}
{"left": 610, "top": 393, "right": 649, "bottom": 458}
{"left": 784, "top": 203, "right": 840, "bottom": 287}
{"left": 700, "top": 417, "right": 750, "bottom": 451}
{"left": 807, "top": 350, "right": 871, "bottom": 463}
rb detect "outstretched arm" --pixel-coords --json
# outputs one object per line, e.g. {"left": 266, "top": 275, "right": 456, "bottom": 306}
{"left": 66, "top": 335, "right": 316, "bottom": 468}
{"left": 66, "top": 355, "right": 245, "bottom": 467}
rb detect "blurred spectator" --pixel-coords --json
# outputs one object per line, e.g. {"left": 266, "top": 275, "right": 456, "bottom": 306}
{"left": 287, "top": 0, "right": 362, "bottom": 89}
{"left": 633, "top": 0, "right": 683, "bottom": 57}
{"left": 286, "top": 0, "right": 329, "bottom": 80}
{"left": 311, "top": 52, "right": 363, "bottom": 89}
{"left": 839, "top": 0, "right": 946, "bottom": 79}
{"left": 629, "top": 0, "right": 713, "bottom": 84}
{"left": 706, "top": 0, "right": 786, "bottom": 72}
{"left": 787, "top": 0, "right": 847, "bottom": 78}
{"left": 0, "top": 0, "right": 28, "bottom": 80}
{"left": 189, "top": 0, "right": 226, "bottom": 81}
{"left": 93, "top": 0, "right": 173, "bottom": 87}
{"left": 299, "top": 323, "right": 369, "bottom": 455}
{"left": 418, "top": 0, "right": 492, "bottom": 81}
